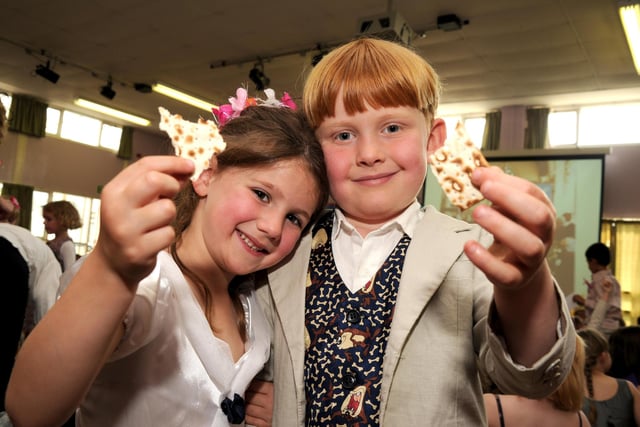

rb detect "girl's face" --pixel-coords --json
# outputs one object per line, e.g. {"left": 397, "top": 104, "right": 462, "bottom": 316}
{"left": 314, "top": 94, "right": 444, "bottom": 235}
{"left": 43, "top": 211, "right": 60, "bottom": 234}
{"left": 192, "top": 158, "right": 319, "bottom": 277}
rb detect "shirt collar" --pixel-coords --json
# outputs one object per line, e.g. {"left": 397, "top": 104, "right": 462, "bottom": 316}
{"left": 333, "top": 201, "right": 423, "bottom": 240}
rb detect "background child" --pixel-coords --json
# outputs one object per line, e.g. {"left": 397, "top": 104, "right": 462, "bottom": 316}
{"left": 579, "top": 328, "right": 640, "bottom": 426}
{"left": 6, "top": 104, "right": 329, "bottom": 427}
{"left": 250, "top": 37, "right": 576, "bottom": 426}
{"left": 42, "top": 200, "right": 82, "bottom": 272}
{"left": 583, "top": 242, "right": 623, "bottom": 336}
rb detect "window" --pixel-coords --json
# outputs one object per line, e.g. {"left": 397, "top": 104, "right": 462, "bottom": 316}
{"left": 45, "top": 108, "right": 61, "bottom": 134}
{"left": 578, "top": 103, "right": 640, "bottom": 147}
{"left": 548, "top": 110, "right": 578, "bottom": 147}
{"left": 0, "top": 93, "right": 11, "bottom": 113}
{"left": 60, "top": 110, "right": 102, "bottom": 146}
{"left": 441, "top": 115, "right": 486, "bottom": 149}
{"left": 42, "top": 105, "right": 122, "bottom": 152}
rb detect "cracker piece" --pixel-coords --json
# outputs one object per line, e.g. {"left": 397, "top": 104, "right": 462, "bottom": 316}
{"left": 429, "top": 121, "right": 489, "bottom": 210}
{"left": 158, "top": 107, "right": 226, "bottom": 180}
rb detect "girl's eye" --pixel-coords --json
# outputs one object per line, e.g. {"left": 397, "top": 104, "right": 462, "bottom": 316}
{"left": 286, "top": 213, "right": 303, "bottom": 228}
{"left": 253, "top": 189, "right": 270, "bottom": 203}
{"left": 335, "top": 131, "right": 353, "bottom": 142}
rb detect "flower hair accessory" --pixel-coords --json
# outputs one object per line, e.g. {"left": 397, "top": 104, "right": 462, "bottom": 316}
{"left": 9, "top": 196, "right": 20, "bottom": 210}
{"left": 211, "top": 87, "right": 297, "bottom": 127}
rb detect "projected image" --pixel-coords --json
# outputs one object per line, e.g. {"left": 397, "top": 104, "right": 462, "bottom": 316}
{"left": 423, "top": 155, "right": 604, "bottom": 295}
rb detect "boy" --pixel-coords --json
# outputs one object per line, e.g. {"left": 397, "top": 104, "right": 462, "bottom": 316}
{"left": 250, "top": 38, "right": 576, "bottom": 426}
{"left": 583, "top": 242, "right": 622, "bottom": 336}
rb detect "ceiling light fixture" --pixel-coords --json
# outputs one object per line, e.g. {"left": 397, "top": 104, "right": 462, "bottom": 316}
{"left": 619, "top": 0, "right": 640, "bottom": 74}
{"left": 152, "top": 83, "right": 216, "bottom": 112}
{"left": 34, "top": 61, "right": 60, "bottom": 84}
{"left": 100, "top": 77, "right": 116, "bottom": 100}
{"left": 74, "top": 98, "right": 150, "bottom": 126}
{"left": 249, "top": 61, "right": 270, "bottom": 91}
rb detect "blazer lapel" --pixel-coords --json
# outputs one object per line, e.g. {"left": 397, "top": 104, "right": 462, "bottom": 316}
{"left": 380, "top": 207, "right": 476, "bottom": 415}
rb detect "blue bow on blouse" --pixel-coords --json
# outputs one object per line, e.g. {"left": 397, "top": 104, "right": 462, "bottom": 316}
{"left": 221, "top": 393, "right": 245, "bottom": 424}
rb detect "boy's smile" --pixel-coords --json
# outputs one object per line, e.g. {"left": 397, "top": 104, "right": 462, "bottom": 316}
{"left": 315, "top": 98, "right": 443, "bottom": 236}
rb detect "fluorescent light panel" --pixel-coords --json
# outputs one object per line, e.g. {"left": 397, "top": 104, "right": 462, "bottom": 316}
{"left": 619, "top": 1, "right": 640, "bottom": 74}
{"left": 74, "top": 99, "right": 151, "bottom": 126}
{"left": 152, "top": 83, "right": 217, "bottom": 112}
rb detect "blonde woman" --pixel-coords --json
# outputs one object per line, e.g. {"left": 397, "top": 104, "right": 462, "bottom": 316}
{"left": 484, "top": 336, "right": 590, "bottom": 427}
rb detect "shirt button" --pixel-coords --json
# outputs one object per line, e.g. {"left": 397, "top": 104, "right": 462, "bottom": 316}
{"left": 346, "top": 309, "right": 361, "bottom": 324}
{"left": 342, "top": 370, "right": 358, "bottom": 389}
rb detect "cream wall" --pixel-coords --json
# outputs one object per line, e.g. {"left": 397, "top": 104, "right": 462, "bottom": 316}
{"left": 0, "top": 128, "right": 171, "bottom": 198}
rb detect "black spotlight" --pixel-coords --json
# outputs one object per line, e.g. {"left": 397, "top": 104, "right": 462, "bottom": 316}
{"left": 249, "top": 63, "right": 270, "bottom": 91}
{"left": 100, "top": 79, "right": 116, "bottom": 100}
{"left": 134, "top": 82, "right": 152, "bottom": 93}
{"left": 35, "top": 61, "right": 60, "bottom": 84}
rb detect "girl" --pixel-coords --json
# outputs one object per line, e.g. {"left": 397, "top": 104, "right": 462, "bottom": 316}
{"left": 579, "top": 328, "right": 640, "bottom": 426}
{"left": 42, "top": 200, "right": 82, "bottom": 271}
{"left": 6, "top": 102, "right": 329, "bottom": 427}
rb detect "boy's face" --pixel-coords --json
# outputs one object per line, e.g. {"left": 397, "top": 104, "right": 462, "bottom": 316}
{"left": 315, "top": 96, "right": 444, "bottom": 230}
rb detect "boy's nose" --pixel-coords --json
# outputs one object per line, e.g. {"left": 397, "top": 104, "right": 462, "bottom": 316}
{"left": 356, "top": 135, "right": 385, "bottom": 165}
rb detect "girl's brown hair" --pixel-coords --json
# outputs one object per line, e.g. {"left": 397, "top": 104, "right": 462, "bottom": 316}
{"left": 171, "top": 105, "right": 329, "bottom": 339}
{"left": 303, "top": 37, "right": 442, "bottom": 129}
{"left": 42, "top": 200, "right": 82, "bottom": 230}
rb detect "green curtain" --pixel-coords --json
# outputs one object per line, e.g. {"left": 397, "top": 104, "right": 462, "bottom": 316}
{"left": 8, "top": 94, "right": 47, "bottom": 138}
{"left": 1, "top": 182, "right": 33, "bottom": 229}
{"left": 117, "top": 126, "right": 134, "bottom": 160}
{"left": 524, "top": 107, "right": 550, "bottom": 149}
{"left": 481, "top": 111, "right": 501, "bottom": 150}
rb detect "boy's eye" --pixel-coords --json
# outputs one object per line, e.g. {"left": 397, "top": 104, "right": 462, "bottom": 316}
{"left": 253, "top": 189, "right": 270, "bottom": 202}
{"left": 384, "top": 124, "right": 401, "bottom": 134}
{"left": 286, "top": 213, "right": 303, "bottom": 228}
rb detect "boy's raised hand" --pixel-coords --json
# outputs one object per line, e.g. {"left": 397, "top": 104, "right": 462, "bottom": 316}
{"left": 95, "top": 156, "right": 194, "bottom": 286}
{"left": 465, "top": 165, "right": 560, "bottom": 365}
{"left": 464, "top": 166, "right": 556, "bottom": 291}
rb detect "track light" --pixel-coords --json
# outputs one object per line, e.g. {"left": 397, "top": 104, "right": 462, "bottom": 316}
{"left": 34, "top": 61, "right": 60, "bottom": 84}
{"left": 249, "top": 62, "right": 270, "bottom": 91}
{"left": 100, "top": 78, "right": 116, "bottom": 100}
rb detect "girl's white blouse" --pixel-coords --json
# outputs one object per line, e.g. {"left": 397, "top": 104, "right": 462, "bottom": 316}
{"left": 77, "top": 251, "right": 270, "bottom": 426}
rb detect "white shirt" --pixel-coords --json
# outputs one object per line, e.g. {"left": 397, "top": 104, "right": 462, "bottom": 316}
{"left": 77, "top": 251, "right": 270, "bottom": 427}
{"left": 332, "top": 202, "right": 423, "bottom": 293}
{"left": 0, "top": 223, "right": 61, "bottom": 322}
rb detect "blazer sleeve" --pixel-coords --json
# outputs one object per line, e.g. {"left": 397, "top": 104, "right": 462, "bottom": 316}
{"left": 479, "top": 274, "right": 576, "bottom": 398}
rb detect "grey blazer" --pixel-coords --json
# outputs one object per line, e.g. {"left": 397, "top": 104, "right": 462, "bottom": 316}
{"left": 258, "top": 206, "right": 576, "bottom": 426}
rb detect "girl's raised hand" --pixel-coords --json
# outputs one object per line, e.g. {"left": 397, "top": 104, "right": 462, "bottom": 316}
{"left": 94, "top": 156, "right": 194, "bottom": 286}
{"left": 464, "top": 166, "right": 556, "bottom": 291}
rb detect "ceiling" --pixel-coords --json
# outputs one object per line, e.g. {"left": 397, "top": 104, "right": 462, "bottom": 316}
{"left": 1, "top": 0, "right": 640, "bottom": 133}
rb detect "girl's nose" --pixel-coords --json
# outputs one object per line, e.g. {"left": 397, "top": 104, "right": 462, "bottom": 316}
{"left": 256, "top": 211, "right": 283, "bottom": 243}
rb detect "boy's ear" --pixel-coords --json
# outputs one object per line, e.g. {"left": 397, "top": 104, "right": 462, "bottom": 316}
{"left": 192, "top": 157, "right": 218, "bottom": 197}
{"left": 426, "top": 118, "right": 446, "bottom": 162}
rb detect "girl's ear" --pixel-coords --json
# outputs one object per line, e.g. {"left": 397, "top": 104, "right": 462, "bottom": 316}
{"left": 192, "top": 157, "right": 218, "bottom": 197}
